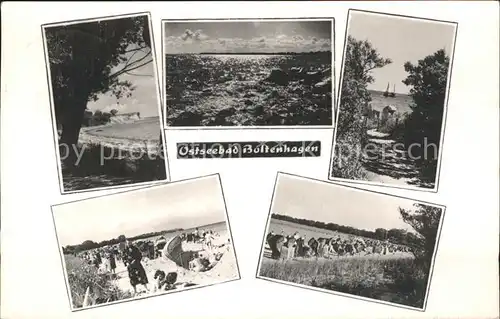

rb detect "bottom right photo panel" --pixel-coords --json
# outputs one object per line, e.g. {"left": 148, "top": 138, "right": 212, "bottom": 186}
{"left": 256, "top": 172, "right": 446, "bottom": 311}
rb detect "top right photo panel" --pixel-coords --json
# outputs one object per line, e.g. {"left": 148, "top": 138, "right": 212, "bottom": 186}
{"left": 330, "top": 10, "right": 457, "bottom": 192}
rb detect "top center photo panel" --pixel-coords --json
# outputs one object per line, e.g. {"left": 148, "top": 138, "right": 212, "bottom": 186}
{"left": 162, "top": 18, "right": 335, "bottom": 129}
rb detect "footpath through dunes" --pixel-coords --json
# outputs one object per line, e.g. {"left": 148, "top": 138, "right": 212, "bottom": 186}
{"left": 166, "top": 53, "right": 332, "bottom": 126}
{"left": 361, "top": 129, "right": 435, "bottom": 189}
{"left": 362, "top": 129, "right": 419, "bottom": 186}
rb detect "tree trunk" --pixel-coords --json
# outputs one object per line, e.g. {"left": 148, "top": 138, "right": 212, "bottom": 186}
{"left": 59, "top": 98, "right": 87, "bottom": 167}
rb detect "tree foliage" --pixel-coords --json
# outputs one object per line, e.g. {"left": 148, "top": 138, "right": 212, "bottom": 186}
{"left": 399, "top": 203, "right": 443, "bottom": 267}
{"left": 337, "top": 36, "right": 392, "bottom": 137}
{"left": 45, "top": 15, "right": 152, "bottom": 157}
{"left": 394, "top": 49, "right": 450, "bottom": 182}
{"left": 375, "top": 228, "right": 388, "bottom": 240}
{"left": 333, "top": 36, "right": 392, "bottom": 179}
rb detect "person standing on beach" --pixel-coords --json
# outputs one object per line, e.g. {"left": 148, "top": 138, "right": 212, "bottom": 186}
{"left": 123, "top": 239, "right": 150, "bottom": 294}
{"left": 193, "top": 228, "right": 200, "bottom": 242}
{"left": 204, "top": 231, "right": 214, "bottom": 251}
{"left": 92, "top": 251, "right": 100, "bottom": 269}
{"left": 95, "top": 250, "right": 102, "bottom": 266}
{"left": 108, "top": 248, "right": 117, "bottom": 275}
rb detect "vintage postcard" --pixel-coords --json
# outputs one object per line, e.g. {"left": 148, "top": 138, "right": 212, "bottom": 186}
{"left": 42, "top": 12, "right": 169, "bottom": 194}
{"left": 329, "top": 10, "right": 457, "bottom": 192}
{"left": 163, "top": 18, "right": 334, "bottom": 128}
{"left": 51, "top": 174, "right": 240, "bottom": 311}
{"left": 257, "top": 172, "right": 445, "bottom": 311}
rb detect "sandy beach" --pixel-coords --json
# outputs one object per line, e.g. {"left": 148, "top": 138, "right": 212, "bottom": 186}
{"left": 105, "top": 230, "right": 238, "bottom": 296}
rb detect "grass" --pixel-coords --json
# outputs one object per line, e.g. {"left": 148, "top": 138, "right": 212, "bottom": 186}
{"left": 259, "top": 257, "right": 428, "bottom": 309}
{"left": 65, "top": 255, "right": 132, "bottom": 308}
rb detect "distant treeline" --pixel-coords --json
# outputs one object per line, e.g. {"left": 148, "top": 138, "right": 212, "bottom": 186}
{"left": 166, "top": 51, "right": 331, "bottom": 56}
{"left": 82, "top": 109, "right": 121, "bottom": 127}
{"left": 271, "top": 213, "right": 424, "bottom": 248}
{"left": 62, "top": 228, "right": 184, "bottom": 255}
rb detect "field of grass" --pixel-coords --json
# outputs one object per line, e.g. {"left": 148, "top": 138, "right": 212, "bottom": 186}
{"left": 259, "top": 254, "right": 428, "bottom": 309}
{"left": 165, "top": 53, "right": 332, "bottom": 126}
{"left": 260, "top": 218, "right": 428, "bottom": 309}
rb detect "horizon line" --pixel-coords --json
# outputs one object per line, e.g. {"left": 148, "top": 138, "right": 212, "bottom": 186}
{"left": 165, "top": 51, "right": 332, "bottom": 55}
{"left": 368, "top": 88, "right": 411, "bottom": 95}
{"left": 62, "top": 220, "right": 227, "bottom": 247}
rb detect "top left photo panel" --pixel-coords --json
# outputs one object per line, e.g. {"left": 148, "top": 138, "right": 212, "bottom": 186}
{"left": 42, "top": 12, "right": 170, "bottom": 194}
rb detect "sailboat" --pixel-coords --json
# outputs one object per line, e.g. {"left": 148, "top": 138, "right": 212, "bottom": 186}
{"left": 383, "top": 82, "right": 390, "bottom": 97}
{"left": 389, "top": 84, "right": 396, "bottom": 98}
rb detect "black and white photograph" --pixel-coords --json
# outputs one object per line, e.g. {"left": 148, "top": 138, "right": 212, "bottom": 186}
{"left": 330, "top": 10, "right": 457, "bottom": 191}
{"left": 257, "top": 173, "right": 445, "bottom": 310}
{"left": 163, "top": 18, "right": 334, "bottom": 128}
{"left": 42, "top": 13, "right": 169, "bottom": 193}
{"left": 51, "top": 175, "right": 240, "bottom": 311}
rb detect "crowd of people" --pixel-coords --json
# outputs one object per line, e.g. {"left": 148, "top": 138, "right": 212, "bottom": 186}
{"left": 81, "top": 246, "right": 119, "bottom": 275}
{"left": 79, "top": 238, "right": 150, "bottom": 294}
{"left": 76, "top": 228, "right": 228, "bottom": 295}
{"left": 181, "top": 228, "right": 222, "bottom": 252}
{"left": 266, "top": 230, "right": 412, "bottom": 260}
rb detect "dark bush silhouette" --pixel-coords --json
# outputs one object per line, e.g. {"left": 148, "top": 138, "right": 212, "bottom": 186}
{"left": 332, "top": 36, "right": 392, "bottom": 179}
{"left": 392, "top": 49, "right": 450, "bottom": 184}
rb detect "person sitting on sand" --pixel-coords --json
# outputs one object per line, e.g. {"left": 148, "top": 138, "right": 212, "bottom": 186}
{"left": 123, "top": 239, "right": 150, "bottom": 294}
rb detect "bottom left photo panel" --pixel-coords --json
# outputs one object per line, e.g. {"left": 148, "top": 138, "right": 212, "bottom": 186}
{"left": 51, "top": 174, "right": 240, "bottom": 311}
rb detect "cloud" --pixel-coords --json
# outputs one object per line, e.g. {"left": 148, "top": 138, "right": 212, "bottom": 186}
{"left": 180, "top": 29, "right": 209, "bottom": 42}
{"left": 165, "top": 29, "right": 331, "bottom": 54}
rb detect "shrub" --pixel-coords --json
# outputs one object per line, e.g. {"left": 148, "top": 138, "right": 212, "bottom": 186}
{"left": 332, "top": 36, "right": 392, "bottom": 179}
{"left": 332, "top": 134, "right": 367, "bottom": 180}
{"left": 65, "top": 255, "right": 131, "bottom": 308}
{"left": 396, "top": 49, "right": 450, "bottom": 184}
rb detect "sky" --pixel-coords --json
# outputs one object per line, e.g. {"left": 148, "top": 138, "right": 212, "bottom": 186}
{"left": 164, "top": 20, "right": 332, "bottom": 54}
{"left": 347, "top": 11, "right": 456, "bottom": 94}
{"left": 53, "top": 176, "right": 227, "bottom": 246}
{"left": 271, "top": 175, "right": 438, "bottom": 234}
{"left": 86, "top": 45, "right": 161, "bottom": 118}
